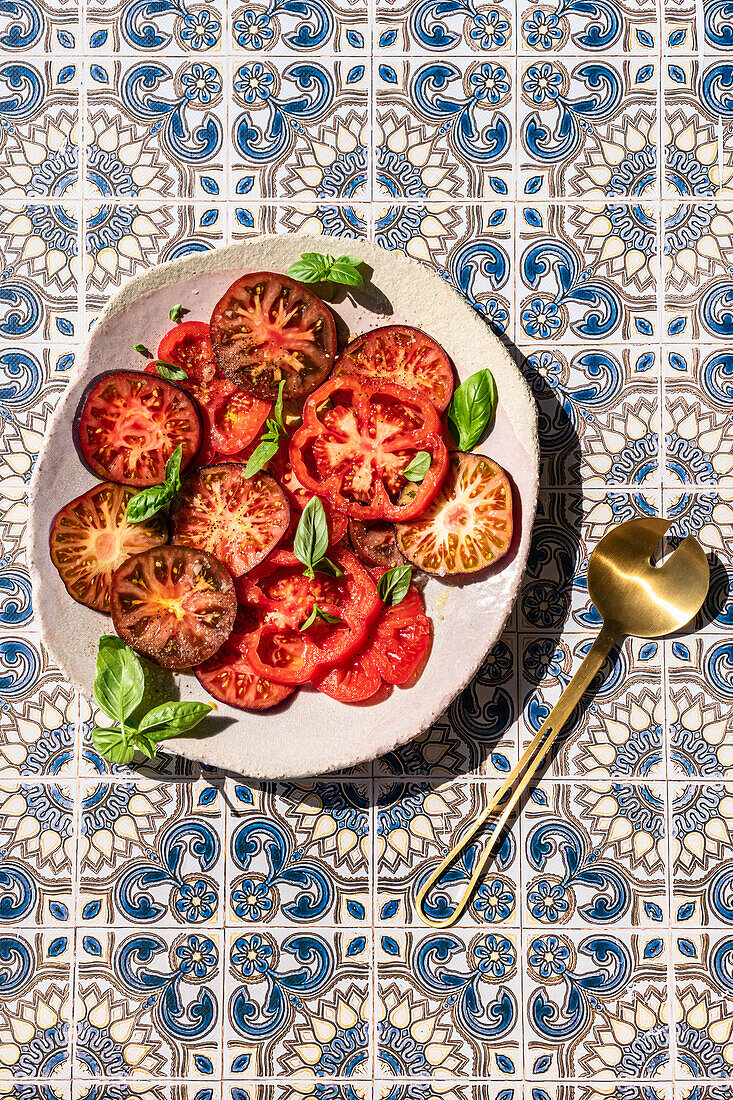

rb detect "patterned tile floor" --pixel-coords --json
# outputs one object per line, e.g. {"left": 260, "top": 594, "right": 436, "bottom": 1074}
{"left": 2, "top": 0, "right": 733, "bottom": 1096}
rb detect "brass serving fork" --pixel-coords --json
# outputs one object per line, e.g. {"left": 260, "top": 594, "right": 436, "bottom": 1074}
{"left": 415, "top": 516, "right": 709, "bottom": 928}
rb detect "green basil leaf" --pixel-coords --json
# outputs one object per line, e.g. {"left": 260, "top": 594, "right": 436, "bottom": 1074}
{"left": 155, "top": 360, "right": 187, "bottom": 382}
{"left": 125, "top": 482, "right": 174, "bottom": 523}
{"left": 134, "top": 733, "right": 157, "bottom": 759}
{"left": 447, "top": 368, "right": 497, "bottom": 451}
{"left": 403, "top": 450, "right": 432, "bottom": 483}
{"left": 164, "top": 443, "right": 183, "bottom": 491}
{"left": 293, "top": 496, "right": 330, "bottom": 574}
{"left": 244, "top": 436, "right": 280, "bottom": 478}
{"left": 94, "top": 636, "right": 145, "bottom": 723}
{"left": 300, "top": 603, "right": 342, "bottom": 631}
{"left": 377, "top": 564, "right": 413, "bottom": 607}
{"left": 272, "top": 379, "right": 286, "bottom": 433}
{"left": 338, "top": 255, "right": 364, "bottom": 266}
{"left": 134, "top": 343, "right": 151, "bottom": 357}
{"left": 286, "top": 253, "right": 333, "bottom": 283}
{"left": 92, "top": 725, "right": 136, "bottom": 765}
{"left": 314, "top": 556, "right": 343, "bottom": 578}
{"left": 329, "top": 258, "right": 364, "bottom": 287}
{"left": 139, "top": 700, "right": 214, "bottom": 736}
{"left": 299, "top": 605, "right": 318, "bottom": 631}
{"left": 169, "top": 303, "right": 184, "bottom": 322}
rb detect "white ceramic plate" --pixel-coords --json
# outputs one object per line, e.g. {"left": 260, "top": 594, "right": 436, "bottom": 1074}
{"left": 28, "top": 235, "right": 538, "bottom": 778}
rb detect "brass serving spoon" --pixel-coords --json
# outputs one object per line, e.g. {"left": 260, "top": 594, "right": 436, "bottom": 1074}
{"left": 416, "top": 516, "right": 709, "bottom": 928}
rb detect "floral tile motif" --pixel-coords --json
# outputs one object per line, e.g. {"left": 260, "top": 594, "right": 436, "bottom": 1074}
{"left": 672, "top": 783, "right": 733, "bottom": 926}
{"left": 522, "top": 782, "right": 667, "bottom": 927}
{"left": 87, "top": 0, "right": 223, "bottom": 52}
{"left": 0, "top": 0, "right": 78, "bottom": 51}
{"left": 230, "top": 59, "right": 368, "bottom": 201}
{"left": 0, "top": 205, "right": 79, "bottom": 344}
{"left": 75, "top": 1087, "right": 216, "bottom": 1100}
{"left": 77, "top": 927, "right": 223, "bottom": 1077}
{"left": 79, "top": 779, "right": 224, "bottom": 924}
{"left": 377, "top": 929, "right": 521, "bottom": 1077}
{"left": 518, "top": 58, "right": 658, "bottom": 202}
{"left": 662, "top": 488, "right": 733, "bottom": 565}
{"left": 0, "top": 782, "right": 73, "bottom": 923}
{"left": 704, "top": 0, "right": 733, "bottom": 49}
{"left": 230, "top": 0, "right": 368, "bottom": 53}
{"left": 3, "top": 1087, "right": 69, "bottom": 1100}
{"left": 0, "top": 680, "right": 77, "bottom": 778}
{"left": 673, "top": 934, "right": 733, "bottom": 1077}
{"left": 664, "top": 348, "right": 733, "bottom": 487}
{"left": 519, "top": 0, "right": 659, "bottom": 52}
{"left": 519, "top": 489, "right": 661, "bottom": 636}
{"left": 85, "top": 60, "right": 225, "bottom": 201}
{"left": 375, "top": 0, "right": 513, "bottom": 53}
{"left": 375, "top": 778, "right": 519, "bottom": 927}
{"left": 226, "top": 779, "right": 370, "bottom": 925}
{"left": 224, "top": 1085, "right": 371, "bottom": 1100}
{"left": 230, "top": 202, "right": 370, "bottom": 243}
{"left": 0, "top": 931, "right": 71, "bottom": 1078}
{"left": 517, "top": 205, "right": 659, "bottom": 346}
{"left": 225, "top": 927, "right": 370, "bottom": 1076}
{"left": 521, "top": 635, "right": 664, "bottom": 779}
{"left": 526, "top": 1088, "right": 669, "bottom": 1100}
{"left": 663, "top": 201, "right": 733, "bottom": 343}
{"left": 524, "top": 930, "right": 668, "bottom": 1077}
{"left": 667, "top": 637, "right": 733, "bottom": 777}
{"left": 376, "top": 59, "right": 514, "bottom": 202}
{"left": 664, "top": 59, "right": 732, "bottom": 200}
{"left": 0, "top": 346, "right": 72, "bottom": 418}
{"left": 375, "top": 637, "right": 519, "bottom": 780}
{"left": 520, "top": 344, "right": 660, "bottom": 490}
{"left": 0, "top": 62, "right": 78, "bottom": 200}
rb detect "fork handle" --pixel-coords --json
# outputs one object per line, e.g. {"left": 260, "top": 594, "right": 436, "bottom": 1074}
{"left": 415, "top": 623, "right": 619, "bottom": 928}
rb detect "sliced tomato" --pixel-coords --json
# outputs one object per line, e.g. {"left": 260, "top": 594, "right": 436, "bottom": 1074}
{"left": 368, "top": 575, "right": 431, "bottom": 684}
{"left": 194, "top": 631, "right": 294, "bottom": 711}
{"left": 238, "top": 547, "right": 380, "bottom": 685}
{"left": 395, "top": 451, "right": 513, "bottom": 575}
{"left": 77, "top": 371, "right": 202, "bottom": 487}
{"left": 312, "top": 648, "right": 382, "bottom": 703}
{"left": 110, "top": 545, "right": 236, "bottom": 669}
{"left": 289, "top": 376, "right": 448, "bottom": 522}
{"left": 171, "top": 464, "right": 289, "bottom": 577}
{"left": 158, "top": 321, "right": 218, "bottom": 387}
{"left": 209, "top": 271, "right": 337, "bottom": 402}
{"left": 49, "top": 482, "right": 168, "bottom": 613}
{"left": 333, "top": 325, "right": 454, "bottom": 413}
{"left": 272, "top": 448, "right": 348, "bottom": 546}
{"left": 208, "top": 384, "right": 271, "bottom": 456}
{"left": 348, "top": 519, "right": 403, "bottom": 569}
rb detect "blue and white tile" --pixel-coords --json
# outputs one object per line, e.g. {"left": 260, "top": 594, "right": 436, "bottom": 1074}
{"left": 667, "top": 636, "right": 733, "bottom": 778}
{"left": 85, "top": 59, "right": 225, "bottom": 201}
{"left": 0, "top": 205, "right": 80, "bottom": 344}
{"left": 0, "top": 781, "right": 74, "bottom": 923}
{"left": 518, "top": 58, "right": 659, "bottom": 202}
{"left": 703, "top": 0, "right": 733, "bottom": 50}
{"left": 226, "top": 779, "right": 370, "bottom": 926}
{"left": 230, "top": 58, "right": 368, "bottom": 202}
{"left": 518, "top": 205, "right": 659, "bottom": 346}
{"left": 663, "top": 201, "right": 733, "bottom": 342}
{"left": 524, "top": 930, "right": 668, "bottom": 1078}
{"left": 0, "top": 931, "right": 71, "bottom": 1077}
{"left": 224, "top": 1085, "right": 369, "bottom": 1100}
{"left": 376, "top": 778, "right": 519, "bottom": 927}
{"left": 522, "top": 782, "right": 668, "bottom": 927}
{"left": 672, "top": 782, "right": 733, "bottom": 926}
{"left": 75, "top": 1087, "right": 217, "bottom": 1100}
{"left": 87, "top": 0, "right": 223, "bottom": 53}
{"left": 0, "top": 680, "right": 77, "bottom": 778}
{"left": 225, "top": 927, "right": 371, "bottom": 1077}
{"left": 520, "top": 344, "right": 660, "bottom": 491}
{"left": 664, "top": 348, "right": 733, "bottom": 487}
{"left": 375, "top": 0, "right": 513, "bottom": 53}
{"left": 664, "top": 58, "right": 731, "bottom": 201}
{"left": 229, "top": 203, "right": 370, "bottom": 243}
{"left": 0, "top": 0, "right": 78, "bottom": 51}
{"left": 229, "top": 0, "right": 367, "bottom": 54}
{"left": 0, "top": 61, "right": 78, "bottom": 200}
{"left": 77, "top": 927, "right": 224, "bottom": 1078}
{"left": 519, "top": 0, "right": 659, "bottom": 52}
{"left": 377, "top": 929, "right": 521, "bottom": 1078}
{"left": 78, "top": 778, "right": 224, "bottom": 927}
{"left": 673, "top": 933, "right": 733, "bottom": 1077}
{"left": 376, "top": 59, "right": 514, "bottom": 202}
{"left": 0, "top": 345, "right": 73, "bottom": 418}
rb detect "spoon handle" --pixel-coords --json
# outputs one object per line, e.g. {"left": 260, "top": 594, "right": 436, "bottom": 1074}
{"left": 415, "top": 623, "right": 619, "bottom": 928}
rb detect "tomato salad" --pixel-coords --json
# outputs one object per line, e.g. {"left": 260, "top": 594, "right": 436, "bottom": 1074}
{"left": 53, "top": 263, "right": 513, "bottom": 720}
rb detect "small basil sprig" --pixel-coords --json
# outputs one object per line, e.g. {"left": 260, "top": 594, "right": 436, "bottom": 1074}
{"left": 134, "top": 343, "right": 151, "bottom": 358}
{"left": 293, "top": 497, "right": 342, "bottom": 579}
{"left": 154, "top": 359, "right": 187, "bottom": 382}
{"left": 91, "top": 635, "right": 213, "bottom": 764}
{"left": 169, "top": 303, "right": 184, "bottom": 323}
{"left": 447, "top": 368, "right": 497, "bottom": 451}
{"left": 377, "top": 564, "right": 412, "bottom": 607}
{"left": 403, "top": 451, "right": 432, "bottom": 483}
{"left": 286, "top": 253, "right": 365, "bottom": 293}
{"left": 126, "top": 444, "right": 183, "bottom": 523}
{"left": 300, "top": 604, "right": 342, "bottom": 631}
{"left": 244, "top": 381, "right": 287, "bottom": 478}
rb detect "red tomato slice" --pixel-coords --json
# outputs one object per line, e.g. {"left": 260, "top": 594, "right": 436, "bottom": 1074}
{"left": 333, "top": 325, "right": 454, "bottom": 413}
{"left": 271, "top": 447, "right": 348, "bottom": 546}
{"left": 209, "top": 271, "right": 337, "bottom": 401}
{"left": 238, "top": 547, "right": 380, "bottom": 685}
{"left": 171, "top": 464, "right": 289, "bottom": 577}
{"left": 158, "top": 321, "right": 218, "bottom": 386}
{"left": 289, "top": 376, "right": 448, "bottom": 522}
{"left": 395, "top": 451, "right": 513, "bottom": 575}
{"left": 50, "top": 482, "right": 168, "bottom": 613}
{"left": 208, "top": 384, "right": 271, "bottom": 456}
{"left": 110, "top": 545, "right": 237, "bottom": 669}
{"left": 194, "top": 631, "right": 295, "bottom": 711}
{"left": 77, "top": 371, "right": 202, "bottom": 487}
{"left": 368, "top": 574, "right": 431, "bottom": 684}
{"left": 312, "top": 648, "right": 382, "bottom": 703}
{"left": 348, "top": 519, "right": 403, "bottom": 568}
